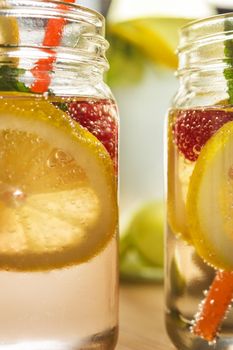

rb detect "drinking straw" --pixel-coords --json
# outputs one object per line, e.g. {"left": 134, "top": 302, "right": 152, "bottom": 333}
{"left": 31, "top": 0, "right": 75, "bottom": 93}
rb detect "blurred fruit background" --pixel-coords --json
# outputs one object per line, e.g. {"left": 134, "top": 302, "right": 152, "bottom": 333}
{"left": 77, "top": 0, "right": 217, "bottom": 281}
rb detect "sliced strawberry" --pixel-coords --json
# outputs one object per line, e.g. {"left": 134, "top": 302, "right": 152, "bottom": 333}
{"left": 173, "top": 108, "right": 233, "bottom": 161}
{"left": 67, "top": 99, "right": 118, "bottom": 170}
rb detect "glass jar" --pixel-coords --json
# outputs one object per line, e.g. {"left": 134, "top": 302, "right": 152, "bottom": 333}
{"left": 0, "top": 1, "right": 118, "bottom": 349}
{"left": 166, "top": 13, "right": 233, "bottom": 350}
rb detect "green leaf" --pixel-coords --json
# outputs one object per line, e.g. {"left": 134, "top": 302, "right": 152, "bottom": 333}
{"left": 53, "top": 102, "right": 68, "bottom": 112}
{"left": 0, "top": 65, "right": 30, "bottom": 92}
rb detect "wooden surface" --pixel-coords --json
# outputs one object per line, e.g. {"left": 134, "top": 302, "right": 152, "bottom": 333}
{"left": 116, "top": 283, "right": 175, "bottom": 350}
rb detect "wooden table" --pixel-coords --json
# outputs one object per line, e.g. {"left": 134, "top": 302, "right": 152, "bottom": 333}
{"left": 116, "top": 283, "right": 175, "bottom": 350}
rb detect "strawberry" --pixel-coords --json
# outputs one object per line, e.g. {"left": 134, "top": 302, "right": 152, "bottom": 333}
{"left": 173, "top": 108, "right": 233, "bottom": 161}
{"left": 67, "top": 99, "right": 118, "bottom": 170}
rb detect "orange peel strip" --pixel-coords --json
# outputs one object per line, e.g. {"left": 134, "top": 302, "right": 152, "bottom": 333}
{"left": 192, "top": 270, "right": 233, "bottom": 341}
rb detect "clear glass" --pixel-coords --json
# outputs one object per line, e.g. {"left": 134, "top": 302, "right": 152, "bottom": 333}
{"left": 0, "top": 1, "right": 118, "bottom": 350}
{"left": 166, "top": 13, "right": 233, "bottom": 350}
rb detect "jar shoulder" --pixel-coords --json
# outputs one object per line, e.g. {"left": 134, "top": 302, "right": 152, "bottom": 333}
{"left": 172, "top": 83, "right": 230, "bottom": 109}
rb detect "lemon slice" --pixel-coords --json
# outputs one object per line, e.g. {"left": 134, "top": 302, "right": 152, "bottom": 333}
{"left": 108, "top": 17, "right": 190, "bottom": 69}
{"left": 0, "top": 99, "right": 117, "bottom": 271}
{"left": 167, "top": 125, "right": 194, "bottom": 242}
{"left": 0, "top": 17, "right": 19, "bottom": 45}
{"left": 187, "top": 120, "right": 233, "bottom": 270}
{"left": 0, "top": 17, "right": 19, "bottom": 64}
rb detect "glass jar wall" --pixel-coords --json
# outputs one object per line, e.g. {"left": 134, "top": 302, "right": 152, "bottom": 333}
{"left": 0, "top": 2, "right": 119, "bottom": 349}
{"left": 166, "top": 13, "right": 233, "bottom": 350}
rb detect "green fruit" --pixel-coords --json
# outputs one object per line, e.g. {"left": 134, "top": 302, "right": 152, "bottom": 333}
{"left": 125, "top": 201, "right": 164, "bottom": 266}
{"left": 120, "top": 247, "right": 163, "bottom": 282}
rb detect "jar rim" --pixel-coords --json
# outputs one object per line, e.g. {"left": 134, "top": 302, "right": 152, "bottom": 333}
{"left": 0, "top": 0, "right": 109, "bottom": 72}
{"left": 0, "top": 0, "right": 105, "bottom": 34}
{"left": 179, "top": 11, "right": 233, "bottom": 50}
{"left": 181, "top": 11, "right": 233, "bottom": 33}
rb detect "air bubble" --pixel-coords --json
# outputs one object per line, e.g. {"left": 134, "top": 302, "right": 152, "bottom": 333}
{"left": 47, "top": 148, "right": 74, "bottom": 168}
{"left": 0, "top": 185, "right": 26, "bottom": 208}
{"left": 193, "top": 144, "right": 201, "bottom": 155}
{"left": 43, "top": 92, "right": 49, "bottom": 99}
{"left": 4, "top": 132, "right": 10, "bottom": 140}
{"left": 208, "top": 339, "right": 217, "bottom": 346}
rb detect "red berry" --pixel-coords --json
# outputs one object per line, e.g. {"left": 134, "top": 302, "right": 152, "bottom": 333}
{"left": 67, "top": 99, "right": 118, "bottom": 170}
{"left": 173, "top": 108, "right": 233, "bottom": 161}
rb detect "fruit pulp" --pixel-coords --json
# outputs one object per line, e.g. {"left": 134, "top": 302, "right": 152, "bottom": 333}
{"left": 0, "top": 94, "right": 118, "bottom": 350}
{"left": 166, "top": 105, "right": 233, "bottom": 349}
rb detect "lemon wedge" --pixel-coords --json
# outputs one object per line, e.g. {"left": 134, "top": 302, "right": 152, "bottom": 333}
{"left": 0, "top": 99, "right": 117, "bottom": 271}
{"left": 187, "top": 120, "right": 233, "bottom": 270}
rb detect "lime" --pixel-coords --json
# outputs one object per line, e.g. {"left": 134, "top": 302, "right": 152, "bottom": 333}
{"left": 124, "top": 201, "right": 164, "bottom": 267}
{"left": 187, "top": 120, "right": 233, "bottom": 270}
{"left": 0, "top": 99, "right": 117, "bottom": 271}
{"left": 120, "top": 247, "right": 163, "bottom": 282}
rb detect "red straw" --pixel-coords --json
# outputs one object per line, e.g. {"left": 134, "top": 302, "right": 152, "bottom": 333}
{"left": 31, "top": 0, "right": 75, "bottom": 93}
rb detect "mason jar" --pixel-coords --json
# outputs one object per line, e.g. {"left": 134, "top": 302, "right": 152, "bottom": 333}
{"left": 166, "top": 13, "right": 233, "bottom": 350}
{"left": 0, "top": 1, "right": 119, "bottom": 349}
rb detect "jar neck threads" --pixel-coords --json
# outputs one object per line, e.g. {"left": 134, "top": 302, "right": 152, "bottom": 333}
{"left": 177, "top": 13, "right": 233, "bottom": 94}
{"left": 0, "top": 0, "right": 109, "bottom": 94}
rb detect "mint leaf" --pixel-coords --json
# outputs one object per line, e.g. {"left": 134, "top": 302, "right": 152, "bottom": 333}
{"left": 0, "top": 65, "right": 30, "bottom": 92}
{"left": 53, "top": 102, "right": 68, "bottom": 112}
{"left": 224, "top": 20, "right": 233, "bottom": 104}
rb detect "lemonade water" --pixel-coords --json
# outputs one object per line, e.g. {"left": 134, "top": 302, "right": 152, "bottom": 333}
{"left": 0, "top": 240, "right": 118, "bottom": 349}
{"left": 166, "top": 105, "right": 233, "bottom": 349}
{"left": 0, "top": 95, "right": 118, "bottom": 350}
